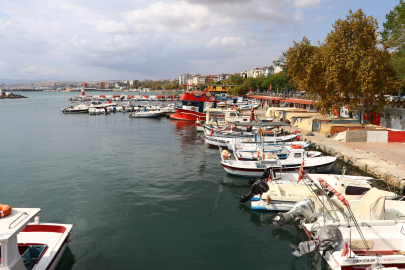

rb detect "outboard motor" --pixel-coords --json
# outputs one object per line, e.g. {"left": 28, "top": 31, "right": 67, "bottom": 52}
{"left": 292, "top": 225, "right": 343, "bottom": 257}
{"left": 239, "top": 179, "right": 269, "bottom": 203}
{"left": 273, "top": 198, "right": 316, "bottom": 227}
{"left": 248, "top": 167, "right": 275, "bottom": 185}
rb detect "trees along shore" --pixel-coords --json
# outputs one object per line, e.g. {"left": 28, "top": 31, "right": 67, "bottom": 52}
{"left": 286, "top": 9, "right": 401, "bottom": 116}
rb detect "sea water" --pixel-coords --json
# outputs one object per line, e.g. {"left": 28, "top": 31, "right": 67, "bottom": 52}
{"left": 0, "top": 92, "right": 335, "bottom": 269}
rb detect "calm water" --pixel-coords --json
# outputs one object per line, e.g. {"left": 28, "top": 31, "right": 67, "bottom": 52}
{"left": 0, "top": 92, "right": 339, "bottom": 270}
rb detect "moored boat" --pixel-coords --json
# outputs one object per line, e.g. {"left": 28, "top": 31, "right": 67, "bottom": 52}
{"left": 169, "top": 91, "right": 220, "bottom": 121}
{"left": 0, "top": 206, "right": 73, "bottom": 270}
{"left": 220, "top": 146, "right": 338, "bottom": 177}
{"left": 61, "top": 103, "right": 89, "bottom": 114}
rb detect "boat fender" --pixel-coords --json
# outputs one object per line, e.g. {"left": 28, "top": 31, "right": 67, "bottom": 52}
{"left": 0, "top": 204, "right": 12, "bottom": 217}
{"left": 291, "top": 145, "right": 302, "bottom": 149}
{"left": 67, "top": 233, "right": 73, "bottom": 243}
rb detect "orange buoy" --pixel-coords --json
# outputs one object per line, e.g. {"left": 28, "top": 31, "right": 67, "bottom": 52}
{"left": 0, "top": 205, "right": 12, "bottom": 218}
{"left": 290, "top": 145, "right": 302, "bottom": 149}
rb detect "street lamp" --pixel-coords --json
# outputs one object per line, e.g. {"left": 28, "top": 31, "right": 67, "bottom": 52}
{"left": 276, "top": 84, "right": 279, "bottom": 95}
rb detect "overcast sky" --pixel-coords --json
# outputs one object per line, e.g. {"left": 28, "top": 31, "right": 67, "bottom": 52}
{"left": 0, "top": 0, "right": 401, "bottom": 82}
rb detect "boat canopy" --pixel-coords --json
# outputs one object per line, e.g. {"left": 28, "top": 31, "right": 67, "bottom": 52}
{"left": 233, "top": 121, "right": 290, "bottom": 127}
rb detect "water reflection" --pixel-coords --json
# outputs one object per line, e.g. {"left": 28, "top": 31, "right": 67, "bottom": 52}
{"left": 55, "top": 247, "right": 75, "bottom": 270}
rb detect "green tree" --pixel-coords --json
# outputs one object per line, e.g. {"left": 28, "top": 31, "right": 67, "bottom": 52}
{"left": 287, "top": 9, "right": 400, "bottom": 114}
{"left": 382, "top": 0, "right": 405, "bottom": 83}
{"left": 273, "top": 51, "right": 287, "bottom": 67}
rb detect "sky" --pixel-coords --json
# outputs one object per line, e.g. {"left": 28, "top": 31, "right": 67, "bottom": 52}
{"left": 0, "top": 0, "right": 401, "bottom": 82}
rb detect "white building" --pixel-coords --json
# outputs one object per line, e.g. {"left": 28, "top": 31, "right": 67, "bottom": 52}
{"left": 179, "top": 73, "right": 191, "bottom": 86}
{"left": 274, "top": 66, "right": 284, "bottom": 74}
{"left": 262, "top": 66, "right": 274, "bottom": 77}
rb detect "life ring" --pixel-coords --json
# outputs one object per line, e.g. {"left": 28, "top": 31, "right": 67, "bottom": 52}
{"left": 291, "top": 145, "right": 302, "bottom": 149}
{"left": 0, "top": 205, "right": 12, "bottom": 218}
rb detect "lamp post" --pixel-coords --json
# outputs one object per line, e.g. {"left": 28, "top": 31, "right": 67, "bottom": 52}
{"left": 276, "top": 84, "right": 279, "bottom": 95}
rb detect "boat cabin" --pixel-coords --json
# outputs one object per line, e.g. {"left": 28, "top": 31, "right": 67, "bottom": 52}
{"left": 205, "top": 108, "right": 250, "bottom": 126}
{"left": 0, "top": 208, "right": 42, "bottom": 270}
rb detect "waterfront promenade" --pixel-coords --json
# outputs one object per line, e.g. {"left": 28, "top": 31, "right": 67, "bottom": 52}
{"left": 249, "top": 107, "right": 405, "bottom": 191}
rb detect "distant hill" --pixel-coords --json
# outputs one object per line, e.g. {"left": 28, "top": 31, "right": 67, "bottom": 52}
{"left": 0, "top": 79, "right": 38, "bottom": 85}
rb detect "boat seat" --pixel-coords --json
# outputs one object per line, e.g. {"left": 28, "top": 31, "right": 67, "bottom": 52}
{"left": 267, "top": 195, "right": 305, "bottom": 202}
{"left": 350, "top": 239, "right": 374, "bottom": 249}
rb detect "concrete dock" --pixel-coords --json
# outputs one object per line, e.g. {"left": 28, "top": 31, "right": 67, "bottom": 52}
{"left": 249, "top": 106, "right": 405, "bottom": 192}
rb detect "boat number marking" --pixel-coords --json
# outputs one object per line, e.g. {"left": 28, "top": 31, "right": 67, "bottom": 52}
{"left": 352, "top": 259, "right": 375, "bottom": 264}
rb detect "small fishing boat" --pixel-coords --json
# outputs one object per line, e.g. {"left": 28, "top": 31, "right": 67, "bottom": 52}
{"left": 0, "top": 206, "right": 73, "bottom": 270}
{"left": 129, "top": 107, "right": 164, "bottom": 118}
{"left": 61, "top": 103, "right": 89, "bottom": 114}
{"left": 273, "top": 175, "right": 405, "bottom": 270}
{"left": 244, "top": 170, "right": 398, "bottom": 211}
{"left": 220, "top": 146, "right": 337, "bottom": 177}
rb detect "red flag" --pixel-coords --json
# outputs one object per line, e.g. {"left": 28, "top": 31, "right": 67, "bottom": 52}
{"left": 210, "top": 128, "right": 214, "bottom": 137}
{"left": 269, "top": 85, "right": 272, "bottom": 91}
{"left": 249, "top": 86, "right": 253, "bottom": 92}
{"left": 297, "top": 158, "right": 304, "bottom": 183}
{"left": 341, "top": 242, "right": 349, "bottom": 257}
{"left": 2, "top": 83, "right": 4, "bottom": 85}
{"left": 84, "top": 83, "right": 88, "bottom": 87}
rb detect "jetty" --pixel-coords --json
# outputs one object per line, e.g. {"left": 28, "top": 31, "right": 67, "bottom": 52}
{"left": 0, "top": 93, "right": 28, "bottom": 99}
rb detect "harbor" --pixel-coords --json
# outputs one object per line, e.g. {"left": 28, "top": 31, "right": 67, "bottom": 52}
{"left": 1, "top": 89, "right": 405, "bottom": 269}
{"left": 3, "top": 0, "right": 405, "bottom": 269}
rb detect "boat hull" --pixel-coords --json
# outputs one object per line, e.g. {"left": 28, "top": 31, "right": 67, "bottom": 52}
{"left": 62, "top": 109, "right": 89, "bottom": 114}
{"left": 170, "top": 108, "right": 206, "bottom": 121}
{"left": 250, "top": 199, "right": 296, "bottom": 211}
{"left": 221, "top": 159, "right": 336, "bottom": 177}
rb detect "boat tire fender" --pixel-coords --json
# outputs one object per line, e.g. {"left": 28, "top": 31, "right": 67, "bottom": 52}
{"left": 309, "top": 168, "right": 317, "bottom": 173}
{"left": 401, "top": 185, "right": 405, "bottom": 196}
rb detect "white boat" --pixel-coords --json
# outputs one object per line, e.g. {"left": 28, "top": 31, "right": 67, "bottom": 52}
{"left": 272, "top": 175, "right": 405, "bottom": 270}
{"left": 89, "top": 100, "right": 118, "bottom": 109}
{"left": 61, "top": 103, "right": 89, "bottom": 114}
{"left": 0, "top": 207, "right": 73, "bottom": 270}
{"left": 247, "top": 172, "right": 398, "bottom": 211}
{"left": 129, "top": 107, "right": 164, "bottom": 118}
{"left": 233, "top": 144, "right": 318, "bottom": 161}
{"left": 89, "top": 107, "right": 110, "bottom": 115}
{"left": 220, "top": 147, "right": 337, "bottom": 177}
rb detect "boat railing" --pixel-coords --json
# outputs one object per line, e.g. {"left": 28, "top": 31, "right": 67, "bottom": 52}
{"left": 8, "top": 211, "right": 28, "bottom": 229}
{"left": 395, "top": 216, "right": 405, "bottom": 224}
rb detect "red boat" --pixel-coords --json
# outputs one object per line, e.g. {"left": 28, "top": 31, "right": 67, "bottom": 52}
{"left": 170, "top": 91, "right": 219, "bottom": 121}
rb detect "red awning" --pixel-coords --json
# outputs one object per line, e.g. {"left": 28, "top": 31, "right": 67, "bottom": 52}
{"left": 248, "top": 95, "right": 283, "bottom": 100}
{"left": 281, "top": 99, "right": 312, "bottom": 105}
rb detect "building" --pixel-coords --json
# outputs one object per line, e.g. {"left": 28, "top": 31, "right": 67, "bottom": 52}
{"left": 106, "top": 82, "right": 115, "bottom": 89}
{"left": 274, "top": 66, "right": 284, "bottom": 74}
{"left": 262, "top": 66, "right": 274, "bottom": 77}
{"left": 179, "top": 74, "right": 191, "bottom": 85}
{"left": 99, "top": 82, "right": 106, "bottom": 89}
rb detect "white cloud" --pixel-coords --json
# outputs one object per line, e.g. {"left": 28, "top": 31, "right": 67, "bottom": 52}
{"left": 293, "top": 0, "right": 322, "bottom": 8}
{"left": 0, "top": 0, "right": 333, "bottom": 81}
{"left": 97, "top": 20, "right": 128, "bottom": 35}
{"left": 207, "top": 37, "right": 249, "bottom": 48}
{"left": 316, "top": 14, "right": 330, "bottom": 21}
